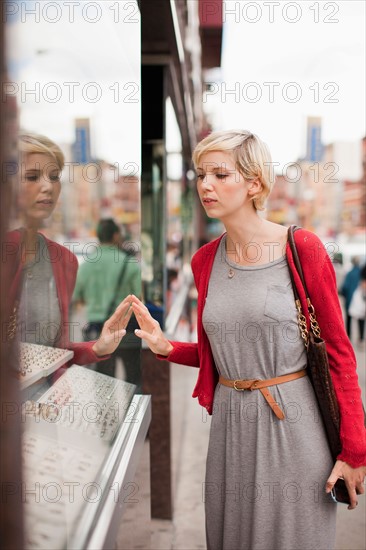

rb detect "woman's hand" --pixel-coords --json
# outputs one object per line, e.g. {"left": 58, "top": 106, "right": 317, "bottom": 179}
{"left": 130, "top": 295, "right": 173, "bottom": 356}
{"left": 92, "top": 295, "right": 133, "bottom": 357}
{"left": 326, "top": 460, "right": 366, "bottom": 510}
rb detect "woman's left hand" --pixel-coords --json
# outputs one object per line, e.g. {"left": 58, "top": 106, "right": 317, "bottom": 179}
{"left": 326, "top": 460, "right": 366, "bottom": 510}
{"left": 92, "top": 295, "right": 133, "bottom": 357}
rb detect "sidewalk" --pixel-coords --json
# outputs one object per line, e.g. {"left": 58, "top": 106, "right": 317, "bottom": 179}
{"left": 151, "top": 338, "right": 366, "bottom": 550}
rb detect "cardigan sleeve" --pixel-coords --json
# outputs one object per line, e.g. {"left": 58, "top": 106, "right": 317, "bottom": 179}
{"left": 297, "top": 230, "right": 366, "bottom": 468}
{"left": 68, "top": 340, "right": 110, "bottom": 366}
{"left": 157, "top": 341, "right": 199, "bottom": 367}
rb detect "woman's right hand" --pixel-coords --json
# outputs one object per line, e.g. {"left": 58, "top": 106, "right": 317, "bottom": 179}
{"left": 130, "top": 295, "right": 173, "bottom": 356}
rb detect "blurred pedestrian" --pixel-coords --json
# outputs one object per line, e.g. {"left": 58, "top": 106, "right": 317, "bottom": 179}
{"left": 73, "top": 219, "right": 141, "bottom": 389}
{"left": 341, "top": 256, "right": 361, "bottom": 339}
{"left": 349, "top": 263, "right": 366, "bottom": 346}
{"left": 130, "top": 129, "right": 366, "bottom": 550}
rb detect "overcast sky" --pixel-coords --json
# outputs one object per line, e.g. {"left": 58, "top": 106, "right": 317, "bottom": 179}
{"left": 210, "top": 0, "right": 365, "bottom": 170}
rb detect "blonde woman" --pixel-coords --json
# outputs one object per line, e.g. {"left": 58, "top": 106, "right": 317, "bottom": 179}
{"left": 5, "top": 133, "right": 131, "bottom": 367}
{"left": 130, "top": 130, "right": 366, "bottom": 550}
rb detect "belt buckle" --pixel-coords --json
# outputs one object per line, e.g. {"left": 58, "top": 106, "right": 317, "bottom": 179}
{"left": 233, "top": 380, "right": 244, "bottom": 391}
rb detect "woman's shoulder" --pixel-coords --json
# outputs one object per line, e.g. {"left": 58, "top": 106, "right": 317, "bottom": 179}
{"left": 5, "top": 228, "right": 22, "bottom": 246}
{"left": 293, "top": 226, "right": 327, "bottom": 253}
{"left": 293, "top": 226, "right": 323, "bottom": 245}
{"left": 291, "top": 226, "right": 331, "bottom": 271}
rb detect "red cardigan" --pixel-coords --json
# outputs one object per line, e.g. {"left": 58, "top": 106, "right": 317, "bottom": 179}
{"left": 5, "top": 229, "right": 107, "bottom": 366}
{"left": 162, "top": 229, "right": 366, "bottom": 468}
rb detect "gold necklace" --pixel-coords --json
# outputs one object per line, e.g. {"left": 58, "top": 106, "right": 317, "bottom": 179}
{"left": 225, "top": 219, "right": 263, "bottom": 279}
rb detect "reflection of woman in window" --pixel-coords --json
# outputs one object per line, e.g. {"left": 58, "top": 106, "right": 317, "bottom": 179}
{"left": 131, "top": 130, "right": 366, "bottom": 550}
{"left": 5, "top": 133, "right": 131, "bottom": 366}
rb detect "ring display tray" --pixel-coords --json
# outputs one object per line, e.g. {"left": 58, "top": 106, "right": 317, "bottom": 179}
{"left": 18, "top": 343, "right": 74, "bottom": 389}
{"left": 35, "top": 366, "right": 136, "bottom": 443}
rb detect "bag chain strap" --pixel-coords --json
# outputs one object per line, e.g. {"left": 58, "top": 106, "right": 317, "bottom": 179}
{"left": 307, "top": 298, "right": 321, "bottom": 338}
{"left": 7, "top": 301, "right": 19, "bottom": 341}
{"left": 288, "top": 225, "right": 322, "bottom": 348}
{"left": 295, "top": 299, "right": 309, "bottom": 348}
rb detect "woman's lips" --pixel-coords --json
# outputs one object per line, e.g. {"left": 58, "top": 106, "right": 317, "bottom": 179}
{"left": 202, "top": 198, "right": 217, "bottom": 207}
{"left": 37, "top": 199, "right": 53, "bottom": 206}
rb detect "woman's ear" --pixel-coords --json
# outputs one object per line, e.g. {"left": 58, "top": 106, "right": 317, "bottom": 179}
{"left": 247, "top": 179, "right": 262, "bottom": 197}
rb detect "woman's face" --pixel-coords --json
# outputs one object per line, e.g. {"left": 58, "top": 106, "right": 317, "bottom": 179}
{"left": 196, "top": 150, "right": 255, "bottom": 222}
{"left": 20, "top": 153, "right": 61, "bottom": 227}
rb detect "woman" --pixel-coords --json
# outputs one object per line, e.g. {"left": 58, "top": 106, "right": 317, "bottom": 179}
{"left": 130, "top": 130, "right": 366, "bottom": 550}
{"left": 5, "top": 132, "right": 132, "bottom": 369}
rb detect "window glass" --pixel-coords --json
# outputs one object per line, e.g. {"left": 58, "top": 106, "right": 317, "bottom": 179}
{"left": 5, "top": 2, "right": 141, "bottom": 547}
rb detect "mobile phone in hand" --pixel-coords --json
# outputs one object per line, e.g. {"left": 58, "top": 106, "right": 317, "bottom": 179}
{"left": 330, "top": 478, "right": 362, "bottom": 505}
{"left": 330, "top": 478, "right": 350, "bottom": 504}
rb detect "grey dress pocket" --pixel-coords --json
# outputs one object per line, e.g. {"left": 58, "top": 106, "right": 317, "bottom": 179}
{"left": 264, "top": 283, "right": 297, "bottom": 322}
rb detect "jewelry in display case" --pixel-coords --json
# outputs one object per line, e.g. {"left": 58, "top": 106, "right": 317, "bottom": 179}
{"left": 35, "top": 366, "right": 136, "bottom": 443}
{"left": 17, "top": 342, "right": 74, "bottom": 389}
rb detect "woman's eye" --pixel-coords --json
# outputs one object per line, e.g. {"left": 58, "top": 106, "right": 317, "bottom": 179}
{"left": 25, "top": 175, "right": 38, "bottom": 182}
{"left": 216, "top": 174, "right": 227, "bottom": 179}
{"left": 50, "top": 174, "right": 60, "bottom": 182}
{"left": 196, "top": 174, "right": 204, "bottom": 180}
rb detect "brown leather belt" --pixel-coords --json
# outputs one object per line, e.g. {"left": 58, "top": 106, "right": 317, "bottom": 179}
{"left": 218, "top": 370, "right": 307, "bottom": 420}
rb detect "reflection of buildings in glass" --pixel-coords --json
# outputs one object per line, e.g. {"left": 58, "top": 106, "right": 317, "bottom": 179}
{"left": 72, "top": 118, "right": 92, "bottom": 165}
{"left": 44, "top": 118, "right": 140, "bottom": 244}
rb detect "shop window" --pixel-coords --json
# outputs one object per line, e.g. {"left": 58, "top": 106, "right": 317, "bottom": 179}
{"left": 4, "top": 2, "right": 144, "bottom": 548}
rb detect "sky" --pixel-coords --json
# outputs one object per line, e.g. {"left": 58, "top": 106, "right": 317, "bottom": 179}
{"left": 207, "top": 0, "right": 365, "bottom": 171}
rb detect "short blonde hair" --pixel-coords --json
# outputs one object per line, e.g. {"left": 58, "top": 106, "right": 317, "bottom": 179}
{"left": 18, "top": 132, "right": 65, "bottom": 171}
{"left": 192, "top": 129, "right": 273, "bottom": 210}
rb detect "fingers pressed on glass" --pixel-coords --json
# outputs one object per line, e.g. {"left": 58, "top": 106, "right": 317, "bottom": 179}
{"left": 131, "top": 302, "right": 150, "bottom": 317}
{"left": 130, "top": 295, "right": 149, "bottom": 311}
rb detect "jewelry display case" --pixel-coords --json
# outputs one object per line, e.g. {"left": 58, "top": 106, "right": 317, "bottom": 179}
{"left": 20, "top": 359, "right": 151, "bottom": 550}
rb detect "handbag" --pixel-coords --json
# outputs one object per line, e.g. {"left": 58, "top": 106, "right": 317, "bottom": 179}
{"left": 287, "top": 225, "right": 349, "bottom": 503}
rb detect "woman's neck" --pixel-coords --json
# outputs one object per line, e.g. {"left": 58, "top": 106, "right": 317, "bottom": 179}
{"left": 223, "top": 215, "right": 288, "bottom": 266}
{"left": 223, "top": 210, "right": 263, "bottom": 251}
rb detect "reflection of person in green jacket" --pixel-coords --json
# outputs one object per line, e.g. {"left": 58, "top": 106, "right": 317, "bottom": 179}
{"left": 341, "top": 256, "right": 361, "bottom": 339}
{"left": 73, "top": 219, "right": 141, "bottom": 388}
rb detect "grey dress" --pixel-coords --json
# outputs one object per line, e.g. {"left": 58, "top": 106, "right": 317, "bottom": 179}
{"left": 202, "top": 236, "right": 337, "bottom": 550}
{"left": 18, "top": 234, "right": 61, "bottom": 346}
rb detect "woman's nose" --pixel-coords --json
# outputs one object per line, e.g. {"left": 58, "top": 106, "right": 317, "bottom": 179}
{"left": 200, "top": 174, "right": 214, "bottom": 190}
{"left": 40, "top": 174, "right": 53, "bottom": 191}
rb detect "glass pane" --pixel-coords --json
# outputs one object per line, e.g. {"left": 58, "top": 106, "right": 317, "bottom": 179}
{"left": 5, "top": 2, "right": 141, "bottom": 547}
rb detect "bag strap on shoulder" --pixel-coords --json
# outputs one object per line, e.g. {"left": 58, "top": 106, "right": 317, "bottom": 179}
{"left": 287, "top": 225, "right": 322, "bottom": 343}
